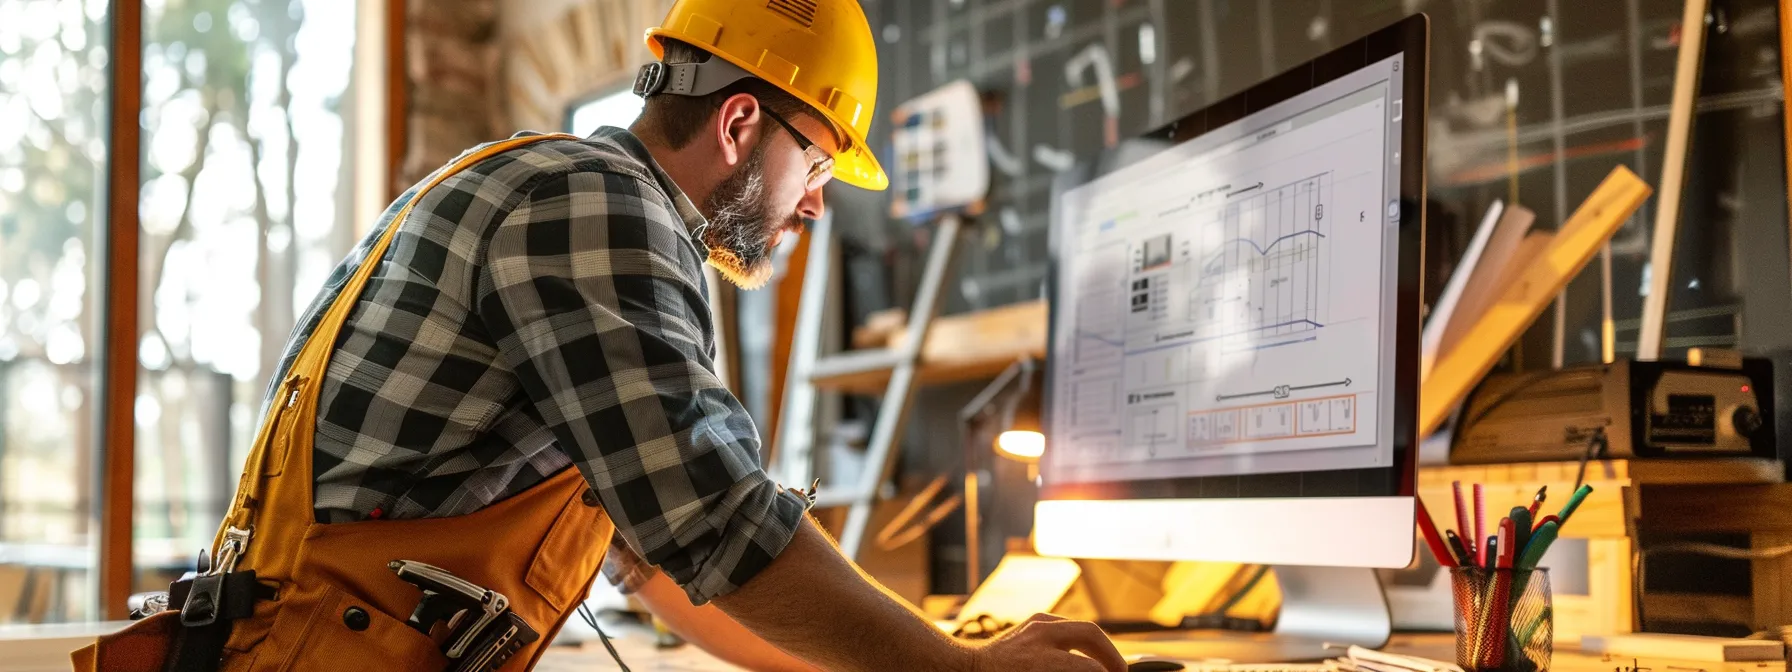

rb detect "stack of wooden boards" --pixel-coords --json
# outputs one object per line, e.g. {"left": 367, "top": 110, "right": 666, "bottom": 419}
{"left": 1578, "top": 633, "right": 1787, "bottom": 672}
{"left": 1418, "top": 166, "right": 1653, "bottom": 439}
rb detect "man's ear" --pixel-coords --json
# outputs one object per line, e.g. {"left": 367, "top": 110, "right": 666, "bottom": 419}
{"left": 714, "top": 92, "right": 764, "bottom": 168}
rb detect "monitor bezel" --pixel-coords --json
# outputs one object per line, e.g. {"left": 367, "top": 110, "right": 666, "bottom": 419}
{"left": 1038, "top": 13, "right": 1428, "bottom": 503}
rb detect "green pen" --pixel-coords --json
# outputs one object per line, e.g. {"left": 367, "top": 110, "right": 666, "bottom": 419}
{"left": 1509, "top": 506, "right": 1532, "bottom": 557}
{"left": 1519, "top": 520, "right": 1559, "bottom": 570}
{"left": 1556, "top": 484, "right": 1593, "bottom": 525}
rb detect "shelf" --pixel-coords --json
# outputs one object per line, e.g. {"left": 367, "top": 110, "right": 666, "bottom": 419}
{"left": 809, "top": 300, "right": 1047, "bottom": 394}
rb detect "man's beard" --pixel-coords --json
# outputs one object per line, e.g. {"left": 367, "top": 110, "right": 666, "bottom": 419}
{"left": 702, "top": 142, "right": 799, "bottom": 290}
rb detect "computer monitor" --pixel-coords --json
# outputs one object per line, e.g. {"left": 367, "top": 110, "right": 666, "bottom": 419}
{"left": 1035, "top": 14, "right": 1428, "bottom": 654}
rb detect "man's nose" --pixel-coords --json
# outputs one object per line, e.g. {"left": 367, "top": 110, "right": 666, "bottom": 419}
{"left": 797, "top": 183, "right": 826, "bottom": 222}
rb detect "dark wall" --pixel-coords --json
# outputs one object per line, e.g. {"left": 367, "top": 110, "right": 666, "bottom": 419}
{"left": 839, "top": 0, "right": 1792, "bottom": 595}
{"left": 849, "top": 0, "right": 1792, "bottom": 362}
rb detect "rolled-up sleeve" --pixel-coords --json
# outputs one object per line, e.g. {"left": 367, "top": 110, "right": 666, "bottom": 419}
{"left": 475, "top": 169, "right": 806, "bottom": 605}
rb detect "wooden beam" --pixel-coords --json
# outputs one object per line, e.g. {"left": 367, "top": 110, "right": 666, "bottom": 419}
{"left": 764, "top": 232, "right": 810, "bottom": 457}
{"left": 1637, "top": 0, "right": 1709, "bottom": 360}
{"left": 1419, "top": 167, "right": 1652, "bottom": 438}
{"left": 352, "top": 0, "right": 391, "bottom": 239}
{"left": 386, "top": 0, "right": 407, "bottom": 201}
{"left": 100, "top": 0, "right": 143, "bottom": 621}
{"left": 1781, "top": 0, "right": 1792, "bottom": 299}
{"left": 809, "top": 300, "right": 1048, "bottom": 395}
{"left": 1642, "top": 483, "right": 1792, "bottom": 533}
{"left": 1754, "top": 531, "right": 1792, "bottom": 629}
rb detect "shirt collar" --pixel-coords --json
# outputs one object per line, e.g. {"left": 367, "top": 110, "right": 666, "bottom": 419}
{"left": 589, "top": 126, "right": 711, "bottom": 252}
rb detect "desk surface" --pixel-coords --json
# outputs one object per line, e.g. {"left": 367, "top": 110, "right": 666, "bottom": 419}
{"left": 536, "top": 631, "right": 1789, "bottom": 672}
{"left": 538, "top": 629, "right": 736, "bottom": 671}
{"left": 0, "top": 623, "right": 1778, "bottom": 672}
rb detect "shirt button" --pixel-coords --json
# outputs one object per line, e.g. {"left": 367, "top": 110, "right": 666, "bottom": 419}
{"left": 581, "top": 488, "right": 600, "bottom": 507}
{"left": 343, "top": 606, "right": 371, "bottom": 631}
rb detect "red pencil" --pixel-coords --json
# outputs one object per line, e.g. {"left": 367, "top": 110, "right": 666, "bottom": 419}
{"left": 1473, "top": 484, "right": 1486, "bottom": 566}
{"left": 1416, "top": 498, "right": 1457, "bottom": 567}
{"left": 1453, "top": 481, "right": 1473, "bottom": 557}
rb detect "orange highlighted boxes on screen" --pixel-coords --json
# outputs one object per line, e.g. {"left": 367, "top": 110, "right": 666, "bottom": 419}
{"left": 1187, "top": 393, "right": 1358, "bottom": 446}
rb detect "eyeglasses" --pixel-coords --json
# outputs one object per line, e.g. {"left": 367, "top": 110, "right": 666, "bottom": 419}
{"left": 762, "top": 108, "right": 836, "bottom": 192}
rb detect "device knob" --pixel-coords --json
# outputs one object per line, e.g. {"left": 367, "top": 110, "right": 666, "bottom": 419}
{"left": 1733, "top": 406, "right": 1764, "bottom": 435}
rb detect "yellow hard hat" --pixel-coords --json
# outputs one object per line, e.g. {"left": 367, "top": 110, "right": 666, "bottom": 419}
{"left": 641, "top": 0, "right": 888, "bottom": 191}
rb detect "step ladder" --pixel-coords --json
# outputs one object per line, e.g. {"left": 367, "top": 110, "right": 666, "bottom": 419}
{"left": 770, "top": 212, "right": 964, "bottom": 559}
{"left": 769, "top": 80, "right": 988, "bottom": 560}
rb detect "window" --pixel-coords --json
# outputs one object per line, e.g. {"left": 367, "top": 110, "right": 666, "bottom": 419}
{"left": 132, "top": 0, "right": 362, "bottom": 596}
{"left": 0, "top": 0, "right": 112, "bottom": 624}
{"left": 0, "top": 0, "right": 372, "bottom": 624}
{"left": 566, "top": 86, "right": 644, "bottom": 137}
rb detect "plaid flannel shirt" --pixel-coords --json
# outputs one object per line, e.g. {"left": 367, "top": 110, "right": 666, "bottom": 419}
{"left": 269, "top": 127, "right": 806, "bottom": 604}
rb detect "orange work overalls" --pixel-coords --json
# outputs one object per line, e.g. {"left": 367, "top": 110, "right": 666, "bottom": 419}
{"left": 73, "top": 133, "right": 617, "bottom": 672}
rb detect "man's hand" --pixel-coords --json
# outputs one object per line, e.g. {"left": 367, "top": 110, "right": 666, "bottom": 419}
{"left": 969, "top": 613, "right": 1127, "bottom": 672}
{"left": 712, "top": 518, "right": 1133, "bottom": 672}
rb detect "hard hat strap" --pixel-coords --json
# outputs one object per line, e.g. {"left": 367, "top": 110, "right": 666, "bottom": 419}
{"left": 633, "top": 57, "right": 757, "bottom": 99}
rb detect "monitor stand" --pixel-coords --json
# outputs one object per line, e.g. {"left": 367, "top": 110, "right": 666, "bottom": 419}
{"left": 1113, "top": 566, "right": 1392, "bottom": 663}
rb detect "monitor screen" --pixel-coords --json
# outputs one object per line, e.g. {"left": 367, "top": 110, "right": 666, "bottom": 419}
{"left": 1042, "top": 50, "right": 1411, "bottom": 499}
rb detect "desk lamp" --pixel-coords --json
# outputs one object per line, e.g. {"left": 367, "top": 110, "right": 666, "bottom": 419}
{"left": 960, "top": 356, "right": 1040, "bottom": 589}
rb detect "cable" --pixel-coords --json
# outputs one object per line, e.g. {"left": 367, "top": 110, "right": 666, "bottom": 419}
{"left": 1572, "top": 426, "right": 1607, "bottom": 492}
{"left": 577, "top": 602, "right": 632, "bottom": 672}
{"left": 1211, "top": 565, "right": 1271, "bottom": 617}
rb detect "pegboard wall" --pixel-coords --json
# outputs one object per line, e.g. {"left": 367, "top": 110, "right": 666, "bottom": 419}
{"left": 852, "top": 0, "right": 1792, "bottom": 365}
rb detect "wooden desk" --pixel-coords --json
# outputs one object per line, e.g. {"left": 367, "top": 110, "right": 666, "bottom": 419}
{"left": 1, "top": 622, "right": 1779, "bottom": 672}
{"left": 537, "top": 627, "right": 735, "bottom": 671}
{"left": 534, "top": 631, "right": 1791, "bottom": 672}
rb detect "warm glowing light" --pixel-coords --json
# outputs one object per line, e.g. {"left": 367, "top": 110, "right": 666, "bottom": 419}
{"left": 995, "top": 430, "right": 1045, "bottom": 461}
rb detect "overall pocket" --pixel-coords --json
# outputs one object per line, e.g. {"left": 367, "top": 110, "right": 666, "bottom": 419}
{"left": 273, "top": 585, "right": 447, "bottom": 672}
{"left": 69, "top": 611, "right": 179, "bottom": 672}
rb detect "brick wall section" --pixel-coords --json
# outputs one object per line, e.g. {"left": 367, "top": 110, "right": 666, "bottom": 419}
{"left": 399, "top": 0, "right": 668, "bottom": 188}
{"left": 399, "top": 0, "right": 502, "bottom": 188}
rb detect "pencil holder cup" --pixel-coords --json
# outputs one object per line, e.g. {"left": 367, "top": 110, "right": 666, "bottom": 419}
{"left": 1450, "top": 567, "right": 1551, "bottom": 672}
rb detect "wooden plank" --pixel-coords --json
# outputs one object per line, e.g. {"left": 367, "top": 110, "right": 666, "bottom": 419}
{"left": 1420, "top": 460, "right": 1637, "bottom": 485}
{"left": 1420, "top": 167, "right": 1652, "bottom": 438}
{"left": 99, "top": 0, "right": 144, "bottom": 622}
{"left": 1637, "top": 0, "right": 1710, "bottom": 359}
{"left": 1783, "top": 0, "right": 1792, "bottom": 300}
{"left": 1625, "top": 458, "right": 1782, "bottom": 485}
{"left": 1754, "top": 531, "right": 1792, "bottom": 629}
{"left": 1587, "top": 537, "right": 1637, "bottom": 635}
{"left": 1643, "top": 483, "right": 1792, "bottom": 533}
{"left": 811, "top": 299, "right": 1048, "bottom": 394}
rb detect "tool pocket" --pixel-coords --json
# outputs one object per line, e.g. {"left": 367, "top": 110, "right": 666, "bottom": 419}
{"left": 524, "top": 488, "right": 613, "bottom": 610}
{"left": 69, "top": 611, "right": 178, "bottom": 672}
{"left": 262, "top": 375, "right": 308, "bottom": 478}
{"left": 275, "top": 585, "right": 446, "bottom": 672}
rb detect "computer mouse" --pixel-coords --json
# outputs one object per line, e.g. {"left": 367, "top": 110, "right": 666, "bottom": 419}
{"left": 1128, "top": 661, "right": 1187, "bottom": 672}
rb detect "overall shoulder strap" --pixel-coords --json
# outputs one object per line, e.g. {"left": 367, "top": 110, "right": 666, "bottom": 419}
{"left": 217, "top": 133, "right": 580, "bottom": 543}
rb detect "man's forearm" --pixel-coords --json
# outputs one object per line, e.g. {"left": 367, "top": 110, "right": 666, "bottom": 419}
{"left": 713, "top": 518, "right": 970, "bottom": 672}
{"left": 632, "top": 571, "right": 819, "bottom": 672}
